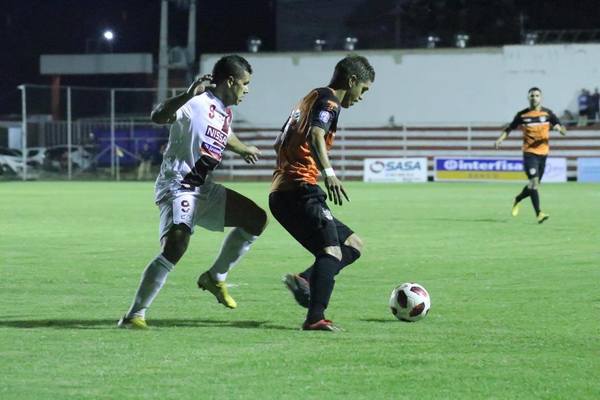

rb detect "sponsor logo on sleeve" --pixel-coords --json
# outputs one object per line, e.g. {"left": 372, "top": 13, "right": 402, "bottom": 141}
{"left": 319, "top": 111, "right": 331, "bottom": 124}
{"left": 321, "top": 208, "right": 334, "bottom": 221}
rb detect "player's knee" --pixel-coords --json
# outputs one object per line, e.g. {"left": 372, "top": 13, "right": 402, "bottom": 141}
{"left": 344, "top": 234, "right": 364, "bottom": 253}
{"left": 255, "top": 207, "right": 268, "bottom": 235}
{"left": 161, "top": 225, "right": 190, "bottom": 264}
{"left": 323, "top": 245, "right": 342, "bottom": 261}
{"left": 245, "top": 207, "right": 268, "bottom": 236}
{"left": 341, "top": 245, "right": 361, "bottom": 267}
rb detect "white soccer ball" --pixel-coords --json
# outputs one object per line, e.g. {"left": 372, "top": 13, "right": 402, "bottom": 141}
{"left": 389, "top": 283, "right": 431, "bottom": 322}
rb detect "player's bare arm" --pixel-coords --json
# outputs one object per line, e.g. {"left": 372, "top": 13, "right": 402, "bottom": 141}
{"left": 308, "top": 125, "right": 349, "bottom": 206}
{"left": 554, "top": 124, "right": 567, "bottom": 136}
{"left": 495, "top": 130, "right": 509, "bottom": 149}
{"left": 226, "top": 132, "right": 261, "bottom": 164}
{"left": 150, "top": 74, "right": 215, "bottom": 124}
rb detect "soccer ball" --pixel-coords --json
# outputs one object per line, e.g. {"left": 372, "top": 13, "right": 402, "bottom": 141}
{"left": 389, "top": 283, "right": 431, "bottom": 322}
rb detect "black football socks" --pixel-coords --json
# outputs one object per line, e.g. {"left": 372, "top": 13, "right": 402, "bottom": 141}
{"left": 515, "top": 185, "right": 531, "bottom": 203}
{"left": 530, "top": 189, "right": 541, "bottom": 215}
{"left": 306, "top": 254, "right": 340, "bottom": 324}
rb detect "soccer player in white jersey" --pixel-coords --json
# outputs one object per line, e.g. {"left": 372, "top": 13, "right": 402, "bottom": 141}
{"left": 118, "top": 55, "right": 267, "bottom": 329}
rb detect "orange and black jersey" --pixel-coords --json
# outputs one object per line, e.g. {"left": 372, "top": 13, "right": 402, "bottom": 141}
{"left": 506, "top": 107, "right": 561, "bottom": 156}
{"left": 271, "top": 87, "right": 340, "bottom": 191}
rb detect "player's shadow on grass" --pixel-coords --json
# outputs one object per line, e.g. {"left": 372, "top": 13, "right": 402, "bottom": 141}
{"left": 428, "top": 217, "right": 508, "bottom": 223}
{"left": 360, "top": 318, "right": 401, "bottom": 323}
{"left": 0, "top": 319, "right": 295, "bottom": 331}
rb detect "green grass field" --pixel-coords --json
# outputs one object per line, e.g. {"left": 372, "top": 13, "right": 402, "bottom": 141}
{"left": 1, "top": 181, "right": 599, "bottom": 399}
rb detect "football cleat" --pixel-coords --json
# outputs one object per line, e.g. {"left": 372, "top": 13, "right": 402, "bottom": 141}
{"left": 511, "top": 201, "right": 520, "bottom": 217}
{"left": 283, "top": 273, "right": 310, "bottom": 308}
{"left": 537, "top": 212, "right": 550, "bottom": 224}
{"left": 302, "top": 319, "right": 343, "bottom": 332}
{"left": 117, "top": 315, "right": 148, "bottom": 330}
{"left": 197, "top": 271, "right": 237, "bottom": 309}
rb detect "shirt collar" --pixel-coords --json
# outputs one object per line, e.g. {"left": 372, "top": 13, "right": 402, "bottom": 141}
{"left": 206, "top": 90, "right": 227, "bottom": 112}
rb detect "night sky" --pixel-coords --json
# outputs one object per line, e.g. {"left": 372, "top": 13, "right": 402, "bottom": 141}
{"left": 1, "top": 0, "right": 275, "bottom": 114}
{"left": 2, "top": 0, "right": 599, "bottom": 115}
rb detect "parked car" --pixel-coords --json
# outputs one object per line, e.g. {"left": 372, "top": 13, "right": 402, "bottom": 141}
{"left": 0, "top": 147, "right": 38, "bottom": 178}
{"left": 25, "top": 146, "right": 47, "bottom": 168}
{"left": 43, "top": 145, "right": 93, "bottom": 171}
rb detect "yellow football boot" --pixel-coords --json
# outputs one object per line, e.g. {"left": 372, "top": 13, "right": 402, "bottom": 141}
{"left": 537, "top": 212, "right": 550, "bottom": 224}
{"left": 511, "top": 201, "right": 520, "bottom": 217}
{"left": 117, "top": 315, "right": 148, "bottom": 330}
{"left": 197, "top": 271, "right": 237, "bottom": 309}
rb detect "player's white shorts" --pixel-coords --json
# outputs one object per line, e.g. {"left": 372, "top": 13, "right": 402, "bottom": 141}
{"left": 158, "top": 181, "right": 226, "bottom": 240}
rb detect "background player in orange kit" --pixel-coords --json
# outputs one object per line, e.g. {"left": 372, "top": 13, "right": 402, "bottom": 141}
{"left": 495, "top": 87, "right": 567, "bottom": 223}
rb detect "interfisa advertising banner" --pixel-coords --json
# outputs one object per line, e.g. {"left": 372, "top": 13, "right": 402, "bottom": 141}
{"left": 434, "top": 157, "right": 567, "bottom": 182}
{"left": 363, "top": 158, "right": 428, "bottom": 182}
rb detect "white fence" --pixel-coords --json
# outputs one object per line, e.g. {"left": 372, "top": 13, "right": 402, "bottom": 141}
{"left": 215, "top": 125, "right": 600, "bottom": 181}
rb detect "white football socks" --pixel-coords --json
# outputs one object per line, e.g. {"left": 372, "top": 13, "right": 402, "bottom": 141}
{"left": 126, "top": 254, "right": 174, "bottom": 319}
{"left": 209, "top": 228, "right": 257, "bottom": 282}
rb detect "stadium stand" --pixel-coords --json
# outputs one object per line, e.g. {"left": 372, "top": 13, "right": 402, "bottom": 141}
{"left": 215, "top": 126, "right": 600, "bottom": 181}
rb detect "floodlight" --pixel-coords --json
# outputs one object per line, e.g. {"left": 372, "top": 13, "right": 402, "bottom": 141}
{"left": 344, "top": 37, "right": 358, "bottom": 51}
{"left": 426, "top": 35, "right": 440, "bottom": 48}
{"left": 455, "top": 34, "right": 470, "bottom": 48}
{"left": 314, "top": 39, "right": 326, "bottom": 52}
{"left": 103, "top": 30, "right": 115, "bottom": 41}
{"left": 524, "top": 33, "right": 538, "bottom": 45}
{"left": 247, "top": 37, "right": 262, "bottom": 53}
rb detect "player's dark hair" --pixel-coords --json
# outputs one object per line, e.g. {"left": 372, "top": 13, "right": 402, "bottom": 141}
{"left": 330, "top": 55, "right": 375, "bottom": 86}
{"left": 528, "top": 87, "right": 541, "bottom": 94}
{"left": 212, "top": 55, "right": 253, "bottom": 84}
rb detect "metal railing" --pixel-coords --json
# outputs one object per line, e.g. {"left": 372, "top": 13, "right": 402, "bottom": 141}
{"left": 7, "top": 84, "right": 600, "bottom": 182}
{"left": 525, "top": 29, "right": 600, "bottom": 44}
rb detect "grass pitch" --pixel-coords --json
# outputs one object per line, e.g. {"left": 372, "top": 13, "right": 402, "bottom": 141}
{"left": 1, "top": 181, "right": 599, "bottom": 399}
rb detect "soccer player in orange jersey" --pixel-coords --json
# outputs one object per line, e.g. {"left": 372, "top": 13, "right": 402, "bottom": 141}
{"left": 495, "top": 87, "right": 567, "bottom": 223}
{"left": 269, "top": 55, "right": 374, "bottom": 331}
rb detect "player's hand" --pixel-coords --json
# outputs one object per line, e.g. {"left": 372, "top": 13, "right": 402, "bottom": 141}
{"left": 325, "top": 175, "right": 350, "bottom": 206}
{"left": 240, "top": 145, "right": 261, "bottom": 164}
{"left": 186, "top": 74, "right": 215, "bottom": 97}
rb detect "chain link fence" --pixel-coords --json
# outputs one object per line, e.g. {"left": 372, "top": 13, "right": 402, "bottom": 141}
{"left": 1, "top": 84, "right": 186, "bottom": 181}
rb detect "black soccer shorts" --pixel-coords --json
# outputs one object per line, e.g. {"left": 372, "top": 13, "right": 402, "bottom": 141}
{"left": 269, "top": 184, "right": 354, "bottom": 255}
{"left": 523, "top": 152, "right": 547, "bottom": 180}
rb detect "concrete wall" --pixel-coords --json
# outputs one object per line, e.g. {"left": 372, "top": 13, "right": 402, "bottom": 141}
{"left": 41, "top": 53, "right": 153, "bottom": 75}
{"left": 199, "top": 44, "right": 600, "bottom": 127}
